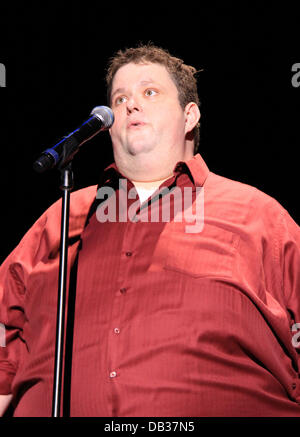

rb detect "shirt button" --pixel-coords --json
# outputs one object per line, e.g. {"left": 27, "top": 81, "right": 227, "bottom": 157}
{"left": 125, "top": 251, "right": 132, "bottom": 257}
{"left": 120, "top": 287, "right": 127, "bottom": 294}
{"left": 114, "top": 328, "right": 120, "bottom": 334}
{"left": 109, "top": 371, "right": 117, "bottom": 378}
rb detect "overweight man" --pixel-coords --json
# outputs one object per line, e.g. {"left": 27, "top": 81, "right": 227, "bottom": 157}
{"left": 0, "top": 44, "right": 299, "bottom": 416}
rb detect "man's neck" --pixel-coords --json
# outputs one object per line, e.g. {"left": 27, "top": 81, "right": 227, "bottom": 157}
{"left": 131, "top": 176, "right": 173, "bottom": 205}
{"left": 113, "top": 143, "right": 194, "bottom": 185}
{"left": 131, "top": 176, "right": 172, "bottom": 190}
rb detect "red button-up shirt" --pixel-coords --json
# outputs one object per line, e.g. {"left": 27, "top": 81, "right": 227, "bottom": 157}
{"left": 0, "top": 154, "right": 300, "bottom": 416}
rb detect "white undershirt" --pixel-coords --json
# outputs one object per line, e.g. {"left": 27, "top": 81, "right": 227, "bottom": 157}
{"left": 132, "top": 175, "right": 172, "bottom": 205}
{"left": 134, "top": 186, "right": 157, "bottom": 204}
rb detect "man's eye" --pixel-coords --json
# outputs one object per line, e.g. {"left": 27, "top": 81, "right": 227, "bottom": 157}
{"left": 115, "top": 96, "right": 127, "bottom": 105}
{"left": 145, "top": 89, "right": 157, "bottom": 97}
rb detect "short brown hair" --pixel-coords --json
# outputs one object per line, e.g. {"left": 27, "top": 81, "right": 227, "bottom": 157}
{"left": 105, "top": 43, "right": 201, "bottom": 152}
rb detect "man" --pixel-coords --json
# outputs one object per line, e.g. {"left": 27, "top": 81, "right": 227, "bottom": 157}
{"left": 0, "top": 44, "right": 299, "bottom": 417}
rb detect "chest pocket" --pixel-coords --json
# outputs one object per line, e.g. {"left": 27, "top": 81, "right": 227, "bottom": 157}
{"left": 163, "top": 220, "right": 239, "bottom": 279}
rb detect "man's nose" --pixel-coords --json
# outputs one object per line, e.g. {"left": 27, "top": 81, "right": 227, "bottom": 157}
{"left": 126, "top": 96, "right": 142, "bottom": 114}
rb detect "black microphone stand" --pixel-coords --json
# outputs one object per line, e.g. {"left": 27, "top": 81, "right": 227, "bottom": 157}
{"left": 51, "top": 163, "right": 74, "bottom": 417}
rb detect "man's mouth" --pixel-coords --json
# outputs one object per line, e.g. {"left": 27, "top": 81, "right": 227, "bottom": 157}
{"left": 127, "top": 121, "right": 146, "bottom": 129}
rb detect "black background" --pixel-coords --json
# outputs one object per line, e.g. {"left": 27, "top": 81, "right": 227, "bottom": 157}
{"left": 0, "top": 1, "right": 299, "bottom": 263}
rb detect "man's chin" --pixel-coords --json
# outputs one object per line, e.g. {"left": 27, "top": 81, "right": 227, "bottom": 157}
{"left": 126, "top": 142, "right": 154, "bottom": 156}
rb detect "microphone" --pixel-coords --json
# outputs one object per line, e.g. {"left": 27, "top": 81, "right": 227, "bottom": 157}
{"left": 33, "top": 106, "right": 114, "bottom": 173}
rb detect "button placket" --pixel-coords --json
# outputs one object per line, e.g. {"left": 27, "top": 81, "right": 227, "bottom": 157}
{"left": 108, "top": 215, "right": 136, "bottom": 383}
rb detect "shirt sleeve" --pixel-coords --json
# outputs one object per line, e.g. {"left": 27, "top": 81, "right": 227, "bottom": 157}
{"left": 0, "top": 213, "right": 48, "bottom": 394}
{"left": 278, "top": 207, "right": 300, "bottom": 336}
{"left": 240, "top": 189, "right": 300, "bottom": 375}
{"left": 266, "top": 198, "right": 300, "bottom": 375}
{"left": 0, "top": 186, "right": 96, "bottom": 395}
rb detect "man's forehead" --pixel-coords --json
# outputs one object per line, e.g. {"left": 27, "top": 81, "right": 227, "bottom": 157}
{"left": 111, "top": 62, "right": 173, "bottom": 89}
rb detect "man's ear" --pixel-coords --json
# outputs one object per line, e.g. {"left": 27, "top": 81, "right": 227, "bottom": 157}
{"left": 184, "top": 102, "right": 201, "bottom": 134}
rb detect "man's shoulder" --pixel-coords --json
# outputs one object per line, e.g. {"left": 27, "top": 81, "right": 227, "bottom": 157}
{"left": 208, "top": 171, "right": 279, "bottom": 205}
{"left": 0, "top": 185, "right": 98, "bottom": 270}
{"left": 44, "top": 185, "right": 98, "bottom": 218}
{"left": 205, "top": 171, "right": 287, "bottom": 223}
{"left": 69, "top": 185, "right": 98, "bottom": 215}
{"left": 23, "top": 185, "right": 98, "bottom": 244}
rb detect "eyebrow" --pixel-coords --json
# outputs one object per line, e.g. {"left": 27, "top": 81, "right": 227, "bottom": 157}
{"left": 111, "top": 80, "right": 158, "bottom": 100}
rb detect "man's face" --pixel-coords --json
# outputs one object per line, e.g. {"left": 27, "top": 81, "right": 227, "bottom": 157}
{"left": 109, "top": 62, "right": 191, "bottom": 165}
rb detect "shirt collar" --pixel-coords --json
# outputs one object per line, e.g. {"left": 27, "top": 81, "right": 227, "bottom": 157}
{"left": 98, "top": 153, "right": 209, "bottom": 188}
{"left": 173, "top": 153, "right": 209, "bottom": 187}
